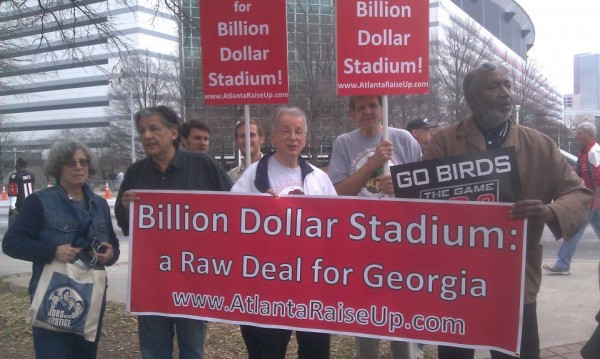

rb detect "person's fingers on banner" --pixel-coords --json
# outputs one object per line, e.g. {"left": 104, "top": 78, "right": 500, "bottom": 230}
{"left": 122, "top": 190, "right": 140, "bottom": 210}
{"left": 266, "top": 189, "right": 280, "bottom": 198}
{"left": 509, "top": 199, "right": 555, "bottom": 223}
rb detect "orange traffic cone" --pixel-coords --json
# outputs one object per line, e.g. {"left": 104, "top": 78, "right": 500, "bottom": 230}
{"left": 1, "top": 184, "right": 7, "bottom": 201}
{"left": 104, "top": 181, "right": 112, "bottom": 200}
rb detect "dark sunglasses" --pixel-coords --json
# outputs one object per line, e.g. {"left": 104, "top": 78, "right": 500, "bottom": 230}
{"left": 64, "top": 159, "right": 89, "bottom": 168}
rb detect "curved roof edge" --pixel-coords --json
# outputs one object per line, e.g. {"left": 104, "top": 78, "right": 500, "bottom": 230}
{"left": 490, "top": 0, "right": 536, "bottom": 50}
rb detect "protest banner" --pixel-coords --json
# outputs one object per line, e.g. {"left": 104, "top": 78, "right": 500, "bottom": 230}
{"left": 390, "top": 147, "right": 522, "bottom": 202}
{"left": 199, "top": 0, "right": 289, "bottom": 105}
{"left": 336, "top": 0, "right": 430, "bottom": 95}
{"left": 128, "top": 191, "right": 526, "bottom": 355}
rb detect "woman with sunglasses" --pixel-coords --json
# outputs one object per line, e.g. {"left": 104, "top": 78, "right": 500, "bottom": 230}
{"left": 3, "top": 139, "right": 120, "bottom": 358}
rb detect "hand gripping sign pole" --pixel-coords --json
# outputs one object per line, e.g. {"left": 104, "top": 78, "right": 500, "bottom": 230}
{"left": 244, "top": 105, "right": 251, "bottom": 169}
{"left": 382, "top": 95, "right": 390, "bottom": 174}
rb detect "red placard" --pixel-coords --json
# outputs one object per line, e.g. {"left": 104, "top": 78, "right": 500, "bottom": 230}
{"left": 199, "top": 0, "right": 289, "bottom": 105}
{"left": 128, "top": 191, "right": 525, "bottom": 356}
{"left": 337, "top": 0, "right": 430, "bottom": 95}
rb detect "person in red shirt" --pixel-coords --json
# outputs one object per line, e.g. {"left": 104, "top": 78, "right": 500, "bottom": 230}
{"left": 544, "top": 121, "right": 600, "bottom": 275}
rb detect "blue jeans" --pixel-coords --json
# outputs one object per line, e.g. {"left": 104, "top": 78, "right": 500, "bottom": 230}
{"left": 138, "top": 315, "right": 207, "bottom": 359}
{"left": 32, "top": 296, "right": 106, "bottom": 359}
{"left": 556, "top": 210, "right": 600, "bottom": 270}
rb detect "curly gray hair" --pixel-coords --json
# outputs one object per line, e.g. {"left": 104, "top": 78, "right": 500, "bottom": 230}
{"left": 44, "top": 139, "right": 98, "bottom": 181}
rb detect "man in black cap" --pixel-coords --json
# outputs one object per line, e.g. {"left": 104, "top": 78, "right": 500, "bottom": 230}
{"left": 406, "top": 117, "right": 439, "bottom": 150}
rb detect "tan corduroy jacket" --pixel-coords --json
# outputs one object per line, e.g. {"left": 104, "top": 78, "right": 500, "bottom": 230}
{"left": 423, "top": 117, "right": 592, "bottom": 304}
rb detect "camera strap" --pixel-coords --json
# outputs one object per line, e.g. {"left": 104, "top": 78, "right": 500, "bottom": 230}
{"left": 70, "top": 216, "right": 93, "bottom": 248}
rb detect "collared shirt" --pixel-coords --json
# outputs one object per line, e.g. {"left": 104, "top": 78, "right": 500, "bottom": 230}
{"left": 227, "top": 153, "right": 263, "bottom": 184}
{"left": 478, "top": 120, "right": 510, "bottom": 149}
{"left": 115, "top": 150, "right": 232, "bottom": 235}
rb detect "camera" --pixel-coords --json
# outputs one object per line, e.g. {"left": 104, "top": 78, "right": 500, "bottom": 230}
{"left": 90, "top": 239, "right": 107, "bottom": 254}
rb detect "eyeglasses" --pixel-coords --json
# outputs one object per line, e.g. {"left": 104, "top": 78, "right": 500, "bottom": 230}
{"left": 278, "top": 129, "right": 306, "bottom": 138}
{"left": 64, "top": 159, "right": 89, "bottom": 168}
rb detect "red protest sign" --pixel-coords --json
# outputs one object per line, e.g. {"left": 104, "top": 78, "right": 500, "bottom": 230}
{"left": 337, "top": 0, "right": 430, "bottom": 95}
{"left": 128, "top": 191, "right": 525, "bottom": 355}
{"left": 199, "top": 0, "right": 289, "bottom": 105}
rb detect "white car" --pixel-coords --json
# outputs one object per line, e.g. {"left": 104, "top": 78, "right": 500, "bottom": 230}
{"left": 559, "top": 149, "right": 577, "bottom": 169}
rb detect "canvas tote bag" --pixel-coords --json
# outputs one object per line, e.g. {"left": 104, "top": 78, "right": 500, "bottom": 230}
{"left": 26, "top": 260, "right": 106, "bottom": 342}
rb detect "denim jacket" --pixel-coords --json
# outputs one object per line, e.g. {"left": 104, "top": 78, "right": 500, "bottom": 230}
{"left": 2, "top": 184, "right": 120, "bottom": 296}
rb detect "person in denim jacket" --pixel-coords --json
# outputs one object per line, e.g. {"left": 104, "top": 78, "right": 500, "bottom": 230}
{"left": 3, "top": 139, "right": 120, "bottom": 359}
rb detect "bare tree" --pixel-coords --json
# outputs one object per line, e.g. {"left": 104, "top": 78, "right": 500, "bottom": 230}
{"left": 287, "top": 0, "right": 347, "bottom": 163}
{"left": 0, "top": 116, "right": 19, "bottom": 181}
{"left": 103, "top": 52, "right": 181, "bottom": 164}
{"left": 0, "top": 0, "right": 131, "bottom": 61}
{"left": 431, "top": 20, "right": 495, "bottom": 123}
{"left": 388, "top": 94, "right": 431, "bottom": 128}
{"left": 511, "top": 59, "right": 563, "bottom": 125}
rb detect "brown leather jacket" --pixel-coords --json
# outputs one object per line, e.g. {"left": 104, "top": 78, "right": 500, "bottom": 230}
{"left": 423, "top": 117, "right": 592, "bottom": 303}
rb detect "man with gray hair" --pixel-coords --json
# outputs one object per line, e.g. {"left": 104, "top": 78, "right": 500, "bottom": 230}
{"left": 328, "top": 95, "right": 420, "bottom": 359}
{"left": 115, "top": 105, "right": 232, "bottom": 359}
{"left": 544, "top": 121, "right": 600, "bottom": 275}
{"left": 232, "top": 106, "right": 336, "bottom": 359}
{"left": 423, "top": 62, "right": 591, "bottom": 359}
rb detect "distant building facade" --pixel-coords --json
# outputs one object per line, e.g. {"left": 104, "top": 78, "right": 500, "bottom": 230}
{"left": 563, "top": 53, "right": 600, "bottom": 129}
{"left": 574, "top": 53, "right": 600, "bottom": 111}
{"left": 0, "top": 0, "right": 179, "bottom": 150}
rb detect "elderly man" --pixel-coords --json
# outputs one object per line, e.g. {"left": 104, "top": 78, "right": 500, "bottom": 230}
{"left": 232, "top": 107, "right": 336, "bottom": 359}
{"left": 422, "top": 62, "right": 592, "bottom": 359}
{"left": 115, "top": 105, "right": 232, "bottom": 359}
{"left": 328, "top": 95, "right": 421, "bottom": 198}
{"left": 327, "top": 95, "right": 421, "bottom": 359}
{"left": 228, "top": 118, "right": 265, "bottom": 183}
{"left": 544, "top": 121, "right": 600, "bottom": 275}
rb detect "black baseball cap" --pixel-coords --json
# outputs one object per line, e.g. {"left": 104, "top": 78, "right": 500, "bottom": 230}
{"left": 406, "top": 118, "right": 439, "bottom": 131}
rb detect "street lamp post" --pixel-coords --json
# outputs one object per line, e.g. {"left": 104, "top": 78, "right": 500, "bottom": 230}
{"left": 129, "top": 88, "right": 135, "bottom": 163}
{"left": 116, "top": 68, "right": 136, "bottom": 164}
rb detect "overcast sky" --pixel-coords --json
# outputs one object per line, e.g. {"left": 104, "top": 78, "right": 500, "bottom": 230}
{"left": 516, "top": 0, "right": 600, "bottom": 95}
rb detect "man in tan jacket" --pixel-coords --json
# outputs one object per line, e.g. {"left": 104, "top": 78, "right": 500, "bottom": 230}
{"left": 423, "top": 62, "right": 592, "bottom": 359}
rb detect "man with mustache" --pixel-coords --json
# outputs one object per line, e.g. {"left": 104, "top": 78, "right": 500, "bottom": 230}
{"left": 115, "top": 105, "right": 232, "bottom": 359}
{"left": 423, "top": 62, "right": 592, "bottom": 359}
